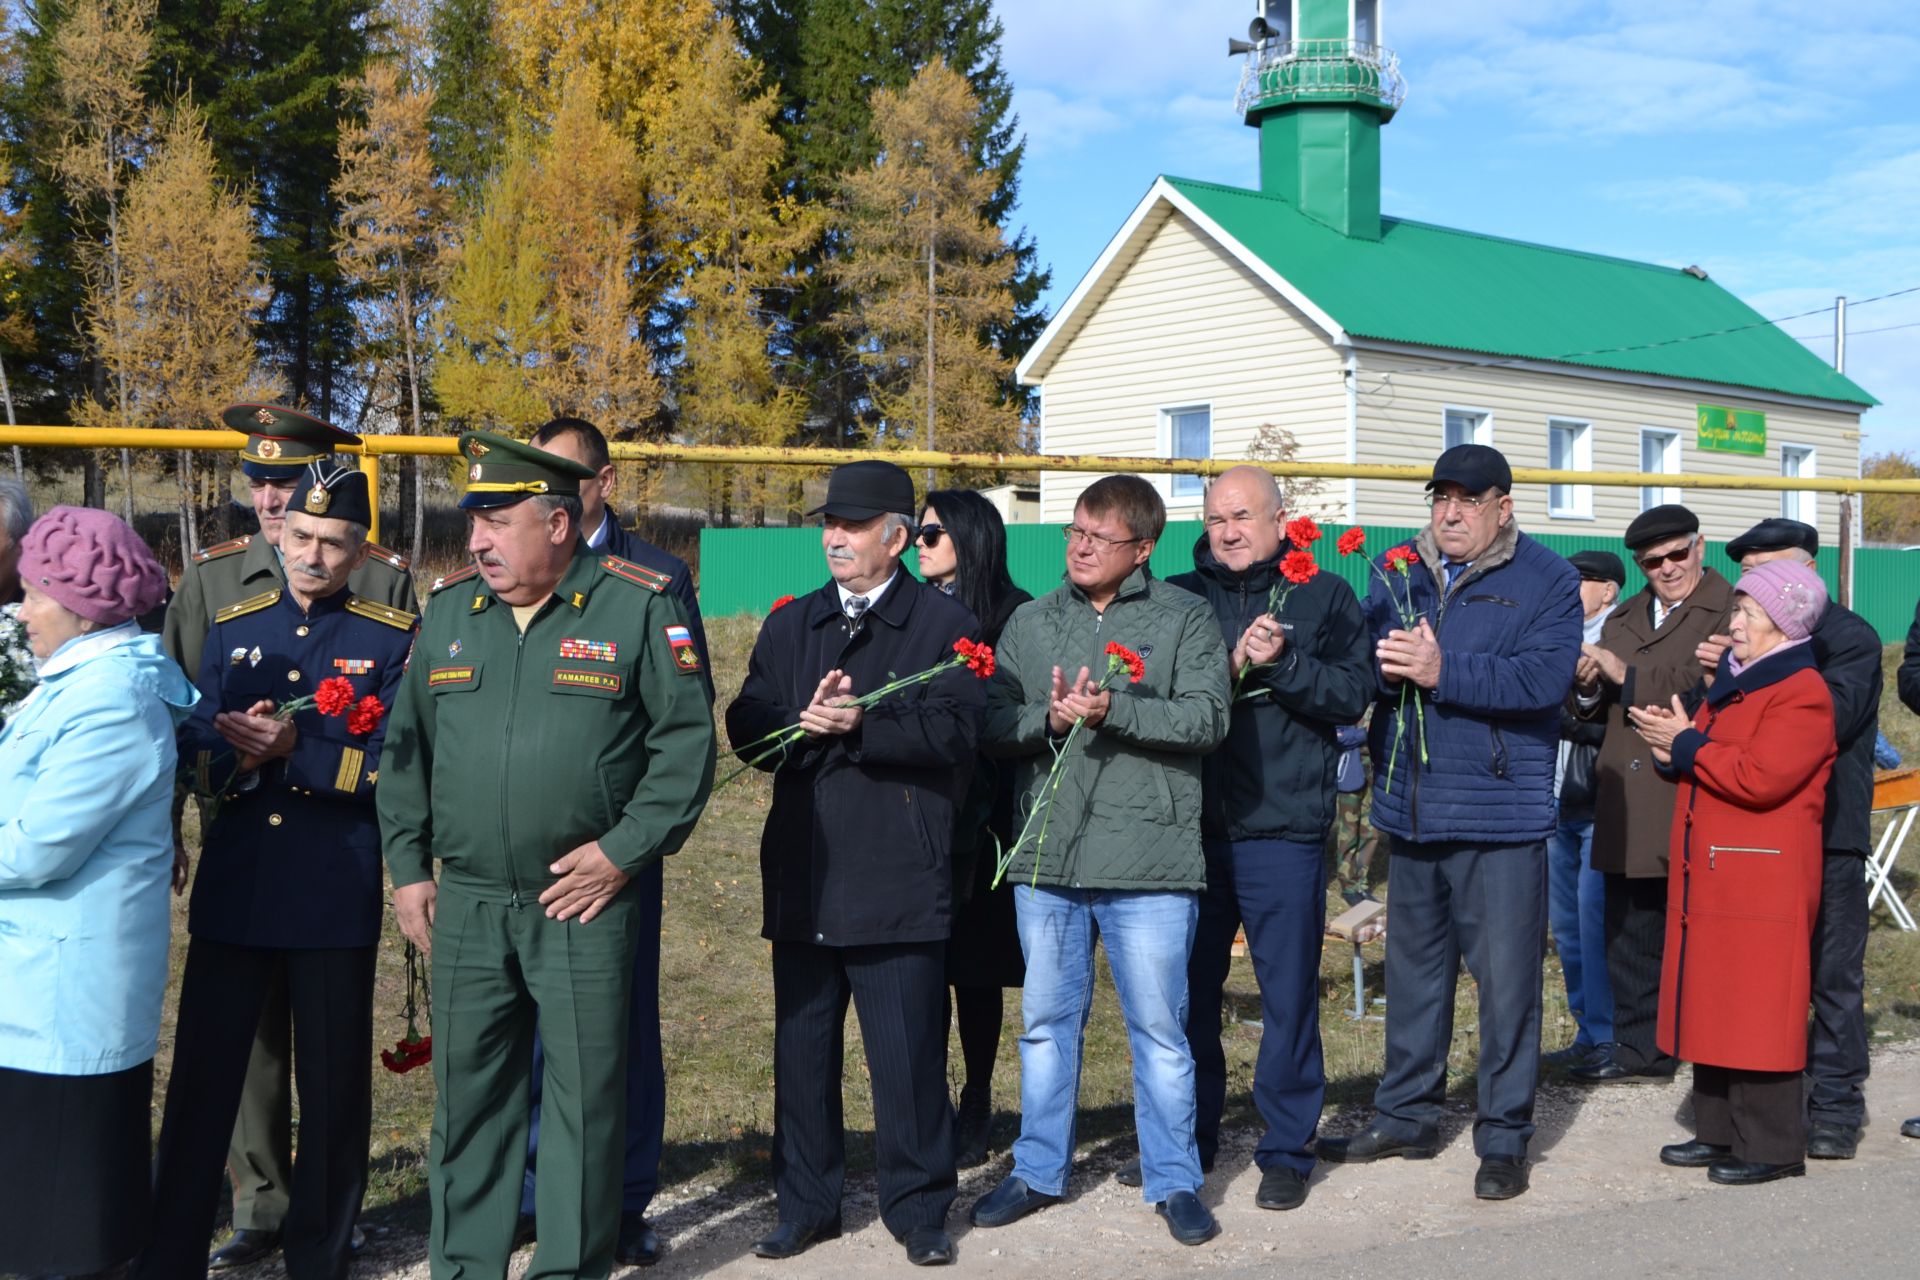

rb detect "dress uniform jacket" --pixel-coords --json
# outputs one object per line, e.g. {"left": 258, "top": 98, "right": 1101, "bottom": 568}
{"left": 599, "top": 521, "right": 710, "bottom": 702}
{"left": 378, "top": 545, "right": 715, "bottom": 895}
{"left": 179, "top": 588, "right": 416, "bottom": 949}
{"left": 163, "top": 532, "right": 416, "bottom": 681}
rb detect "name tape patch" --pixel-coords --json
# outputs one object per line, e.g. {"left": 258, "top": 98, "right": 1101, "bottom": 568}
{"left": 429, "top": 665, "right": 476, "bottom": 687}
{"left": 554, "top": 667, "right": 623, "bottom": 695}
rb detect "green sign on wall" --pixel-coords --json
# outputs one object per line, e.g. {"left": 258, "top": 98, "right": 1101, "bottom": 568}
{"left": 1697, "top": 403, "right": 1767, "bottom": 455}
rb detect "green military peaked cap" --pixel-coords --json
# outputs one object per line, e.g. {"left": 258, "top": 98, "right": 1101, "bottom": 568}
{"left": 457, "top": 430, "right": 598, "bottom": 510}
{"left": 222, "top": 403, "right": 362, "bottom": 479}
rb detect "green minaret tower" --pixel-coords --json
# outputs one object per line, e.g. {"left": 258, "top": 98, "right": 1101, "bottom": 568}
{"left": 1230, "top": 0, "right": 1404, "bottom": 240}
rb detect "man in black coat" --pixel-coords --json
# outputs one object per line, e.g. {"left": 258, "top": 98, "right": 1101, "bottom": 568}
{"left": 725, "top": 461, "right": 984, "bottom": 1267}
{"left": 1703, "top": 519, "right": 1881, "bottom": 1159}
{"left": 1153, "top": 465, "right": 1371, "bottom": 1212}
{"left": 515, "top": 417, "right": 713, "bottom": 1265}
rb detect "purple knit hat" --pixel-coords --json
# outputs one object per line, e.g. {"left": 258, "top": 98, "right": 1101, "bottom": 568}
{"left": 18, "top": 505, "right": 169, "bottom": 626}
{"left": 1732, "top": 558, "right": 1828, "bottom": 643}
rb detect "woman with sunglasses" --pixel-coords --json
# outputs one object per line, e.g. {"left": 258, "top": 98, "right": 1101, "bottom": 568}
{"left": 916, "top": 489, "right": 1032, "bottom": 1168}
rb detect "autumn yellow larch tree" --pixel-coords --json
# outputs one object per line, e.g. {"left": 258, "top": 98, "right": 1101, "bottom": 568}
{"left": 833, "top": 57, "right": 1020, "bottom": 482}
{"left": 647, "top": 21, "right": 813, "bottom": 523}
{"left": 491, "top": 0, "right": 710, "bottom": 137}
{"left": 97, "top": 106, "right": 274, "bottom": 555}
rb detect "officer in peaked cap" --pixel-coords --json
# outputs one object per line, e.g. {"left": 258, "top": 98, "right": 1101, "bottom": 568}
{"left": 159, "top": 406, "right": 420, "bottom": 1272}
{"left": 137, "top": 459, "right": 417, "bottom": 1280}
{"left": 378, "top": 430, "right": 714, "bottom": 1278}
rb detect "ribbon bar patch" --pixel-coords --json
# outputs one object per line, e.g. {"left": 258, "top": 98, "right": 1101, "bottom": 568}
{"left": 334, "top": 658, "right": 374, "bottom": 675}
{"left": 554, "top": 667, "right": 623, "bottom": 694}
{"left": 429, "top": 665, "right": 476, "bottom": 687}
{"left": 560, "top": 637, "right": 618, "bottom": 663}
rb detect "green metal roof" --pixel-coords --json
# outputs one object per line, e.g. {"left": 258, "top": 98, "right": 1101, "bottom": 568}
{"left": 1164, "top": 176, "right": 1877, "bottom": 407}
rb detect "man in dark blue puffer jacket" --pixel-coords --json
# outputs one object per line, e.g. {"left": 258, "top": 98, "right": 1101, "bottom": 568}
{"left": 1315, "top": 444, "right": 1581, "bottom": 1203}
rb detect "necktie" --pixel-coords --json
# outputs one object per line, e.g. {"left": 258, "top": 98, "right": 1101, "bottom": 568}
{"left": 1444, "top": 560, "right": 1467, "bottom": 592}
{"left": 845, "top": 595, "right": 870, "bottom": 623}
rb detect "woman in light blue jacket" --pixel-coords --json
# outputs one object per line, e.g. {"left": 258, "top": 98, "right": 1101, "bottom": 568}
{"left": 0, "top": 505, "right": 194, "bottom": 1278}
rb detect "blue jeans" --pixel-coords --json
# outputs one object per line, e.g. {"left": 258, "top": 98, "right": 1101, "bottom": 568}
{"left": 1012, "top": 885, "right": 1202, "bottom": 1203}
{"left": 1546, "top": 816, "right": 1613, "bottom": 1048}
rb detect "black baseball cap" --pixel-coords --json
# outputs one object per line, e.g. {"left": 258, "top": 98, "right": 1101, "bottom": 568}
{"left": 1427, "top": 444, "right": 1512, "bottom": 495}
{"left": 1726, "top": 517, "right": 1818, "bottom": 562}
{"left": 1568, "top": 550, "right": 1626, "bottom": 587}
{"left": 806, "top": 460, "right": 916, "bottom": 521}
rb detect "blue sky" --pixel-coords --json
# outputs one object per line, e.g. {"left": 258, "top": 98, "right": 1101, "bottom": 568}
{"left": 995, "top": 0, "right": 1920, "bottom": 459}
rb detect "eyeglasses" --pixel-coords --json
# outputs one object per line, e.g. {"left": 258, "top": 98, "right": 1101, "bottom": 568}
{"left": 1427, "top": 491, "right": 1498, "bottom": 512}
{"left": 1063, "top": 525, "right": 1142, "bottom": 551}
{"left": 1636, "top": 541, "right": 1697, "bottom": 572}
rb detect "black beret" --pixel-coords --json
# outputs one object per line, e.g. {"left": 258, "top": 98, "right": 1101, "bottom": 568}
{"left": 1568, "top": 550, "right": 1626, "bottom": 587}
{"left": 1726, "top": 517, "right": 1818, "bottom": 562}
{"left": 1622, "top": 503, "right": 1699, "bottom": 550}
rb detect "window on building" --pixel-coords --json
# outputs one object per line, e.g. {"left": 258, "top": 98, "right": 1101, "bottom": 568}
{"left": 1165, "top": 405, "right": 1211, "bottom": 498}
{"left": 1640, "top": 428, "right": 1680, "bottom": 511}
{"left": 1781, "top": 444, "right": 1816, "bottom": 523}
{"left": 1353, "top": 0, "right": 1379, "bottom": 46}
{"left": 1444, "top": 408, "right": 1490, "bottom": 451}
{"left": 1548, "top": 418, "right": 1593, "bottom": 518}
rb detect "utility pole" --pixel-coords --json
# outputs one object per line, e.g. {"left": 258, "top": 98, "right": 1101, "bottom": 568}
{"left": 1835, "top": 296, "right": 1853, "bottom": 607}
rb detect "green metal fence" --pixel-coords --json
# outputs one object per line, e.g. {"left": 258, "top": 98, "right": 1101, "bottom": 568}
{"left": 700, "top": 524, "right": 1917, "bottom": 643}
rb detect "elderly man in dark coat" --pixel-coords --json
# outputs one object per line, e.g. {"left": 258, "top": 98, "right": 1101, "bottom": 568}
{"left": 725, "top": 461, "right": 985, "bottom": 1267}
{"left": 1570, "top": 505, "right": 1733, "bottom": 1086}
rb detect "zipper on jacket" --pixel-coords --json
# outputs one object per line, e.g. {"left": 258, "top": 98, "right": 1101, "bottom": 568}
{"left": 1490, "top": 724, "right": 1508, "bottom": 780}
{"left": 500, "top": 626, "right": 527, "bottom": 910}
{"left": 1707, "top": 844, "right": 1780, "bottom": 870}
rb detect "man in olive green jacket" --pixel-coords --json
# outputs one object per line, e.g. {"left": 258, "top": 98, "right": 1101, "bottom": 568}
{"left": 969, "top": 475, "right": 1229, "bottom": 1247}
{"left": 377, "top": 432, "right": 715, "bottom": 1280}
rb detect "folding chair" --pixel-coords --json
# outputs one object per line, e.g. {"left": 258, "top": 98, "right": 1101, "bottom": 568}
{"left": 1868, "top": 768, "right": 1919, "bottom": 932}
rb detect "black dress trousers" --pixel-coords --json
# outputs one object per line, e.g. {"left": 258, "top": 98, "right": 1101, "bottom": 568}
{"left": 1806, "top": 850, "right": 1870, "bottom": 1127}
{"left": 1602, "top": 871, "right": 1676, "bottom": 1074}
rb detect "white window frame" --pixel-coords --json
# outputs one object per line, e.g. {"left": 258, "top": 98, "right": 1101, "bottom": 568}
{"left": 1350, "top": 0, "right": 1381, "bottom": 46}
{"left": 1547, "top": 417, "right": 1593, "bottom": 519}
{"left": 1443, "top": 406, "right": 1493, "bottom": 453}
{"left": 1639, "top": 427, "right": 1681, "bottom": 511}
{"left": 1159, "top": 402, "right": 1213, "bottom": 502}
{"left": 1780, "top": 443, "right": 1817, "bottom": 523}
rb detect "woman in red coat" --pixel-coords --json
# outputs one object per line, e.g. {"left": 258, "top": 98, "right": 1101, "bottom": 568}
{"left": 1628, "top": 558, "right": 1835, "bottom": 1186}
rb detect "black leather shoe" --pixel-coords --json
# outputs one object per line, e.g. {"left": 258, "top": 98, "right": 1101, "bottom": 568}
{"left": 751, "top": 1217, "right": 842, "bottom": 1259}
{"left": 1474, "top": 1155, "right": 1529, "bottom": 1200}
{"left": 1903, "top": 1116, "right": 1920, "bottom": 1139}
{"left": 1156, "top": 1191, "right": 1219, "bottom": 1246}
{"left": 968, "top": 1176, "right": 1059, "bottom": 1228}
{"left": 1708, "top": 1157, "right": 1805, "bottom": 1186}
{"left": 208, "top": 1229, "right": 281, "bottom": 1271}
{"left": 1660, "top": 1138, "right": 1733, "bottom": 1168}
{"left": 1541, "top": 1042, "right": 1599, "bottom": 1066}
{"left": 1255, "top": 1166, "right": 1308, "bottom": 1211}
{"left": 1568, "top": 1057, "right": 1676, "bottom": 1085}
{"left": 1806, "top": 1122, "right": 1858, "bottom": 1160}
{"left": 616, "top": 1212, "right": 662, "bottom": 1266}
{"left": 953, "top": 1086, "right": 991, "bottom": 1170}
{"left": 902, "top": 1226, "right": 954, "bottom": 1266}
{"left": 1114, "top": 1153, "right": 1212, "bottom": 1188}
{"left": 350, "top": 1224, "right": 366, "bottom": 1254}
{"left": 1316, "top": 1126, "right": 1439, "bottom": 1163}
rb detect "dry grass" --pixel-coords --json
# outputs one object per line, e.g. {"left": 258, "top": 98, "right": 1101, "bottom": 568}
{"left": 151, "top": 626, "right": 1920, "bottom": 1232}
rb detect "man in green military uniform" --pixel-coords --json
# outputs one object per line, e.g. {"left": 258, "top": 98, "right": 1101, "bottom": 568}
{"left": 159, "top": 403, "right": 417, "bottom": 1271}
{"left": 377, "top": 431, "right": 715, "bottom": 1280}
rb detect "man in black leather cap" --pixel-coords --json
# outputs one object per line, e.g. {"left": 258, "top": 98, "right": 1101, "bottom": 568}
{"left": 1704, "top": 518, "right": 1880, "bottom": 1160}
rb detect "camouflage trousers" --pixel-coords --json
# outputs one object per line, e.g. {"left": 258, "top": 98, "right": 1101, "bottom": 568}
{"left": 1327, "top": 789, "right": 1378, "bottom": 901}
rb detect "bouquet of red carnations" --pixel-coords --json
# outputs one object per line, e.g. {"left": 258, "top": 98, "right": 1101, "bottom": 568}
{"left": 1339, "top": 530, "right": 1428, "bottom": 793}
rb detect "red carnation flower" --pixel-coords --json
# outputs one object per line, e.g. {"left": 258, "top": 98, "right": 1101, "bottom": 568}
{"left": 770, "top": 594, "right": 796, "bottom": 611}
{"left": 1104, "top": 641, "right": 1146, "bottom": 684}
{"left": 953, "top": 637, "right": 997, "bottom": 679}
{"left": 380, "top": 1034, "right": 432, "bottom": 1074}
{"left": 1337, "top": 527, "right": 1366, "bottom": 556}
{"left": 1384, "top": 545, "right": 1418, "bottom": 572}
{"left": 347, "top": 695, "right": 386, "bottom": 736}
{"left": 1284, "top": 515, "right": 1321, "bottom": 548}
{"left": 1280, "top": 550, "right": 1318, "bottom": 585}
{"left": 313, "top": 676, "right": 357, "bottom": 717}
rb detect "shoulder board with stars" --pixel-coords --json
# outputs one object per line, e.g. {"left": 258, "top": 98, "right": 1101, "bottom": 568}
{"left": 193, "top": 534, "right": 253, "bottom": 564}
{"left": 346, "top": 597, "right": 419, "bottom": 631}
{"left": 364, "top": 541, "right": 412, "bottom": 571}
{"left": 429, "top": 564, "right": 481, "bottom": 595}
{"left": 214, "top": 588, "right": 281, "bottom": 623}
{"left": 599, "top": 555, "right": 671, "bottom": 593}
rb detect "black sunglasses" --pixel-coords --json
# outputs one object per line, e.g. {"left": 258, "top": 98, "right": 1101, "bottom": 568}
{"left": 916, "top": 523, "right": 946, "bottom": 548}
{"left": 1636, "top": 543, "right": 1695, "bottom": 572}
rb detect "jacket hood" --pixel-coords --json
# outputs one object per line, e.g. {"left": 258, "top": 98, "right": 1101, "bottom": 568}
{"left": 124, "top": 633, "right": 201, "bottom": 727}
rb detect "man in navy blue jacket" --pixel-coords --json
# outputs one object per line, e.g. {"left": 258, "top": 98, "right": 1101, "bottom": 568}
{"left": 1316, "top": 444, "right": 1581, "bottom": 1202}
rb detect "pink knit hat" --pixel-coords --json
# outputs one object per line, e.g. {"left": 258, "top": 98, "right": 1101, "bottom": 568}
{"left": 18, "top": 505, "right": 169, "bottom": 626}
{"left": 1732, "top": 558, "right": 1828, "bottom": 643}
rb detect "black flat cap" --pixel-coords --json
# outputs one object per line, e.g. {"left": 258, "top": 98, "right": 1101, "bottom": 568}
{"left": 1623, "top": 503, "right": 1699, "bottom": 550}
{"left": 1427, "top": 443, "right": 1512, "bottom": 495}
{"left": 1568, "top": 550, "right": 1626, "bottom": 586}
{"left": 1726, "top": 517, "right": 1818, "bottom": 562}
{"left": 288, "top": 459, "right": 373, "bottom": 528}
{"left": 806, "top": 460, "right": 916, "bottom": 521}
